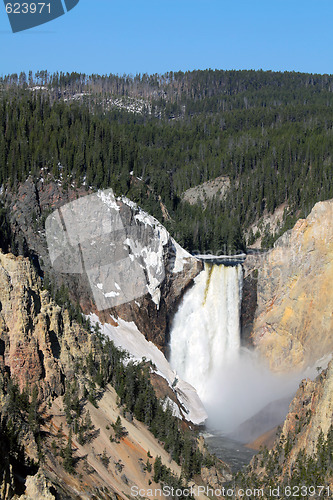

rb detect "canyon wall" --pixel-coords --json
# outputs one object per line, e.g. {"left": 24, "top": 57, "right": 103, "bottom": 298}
{"left": 0, "top": 251, "right": 92, "bottom": 399}
{"left": 245, "top": 359, "right": 333, "bottom": 489}
{"left": 2, "top": 178, "right": 202, "bottom": 352}
{"left": 245, "top": 199, "right": 333, "bottom": 372}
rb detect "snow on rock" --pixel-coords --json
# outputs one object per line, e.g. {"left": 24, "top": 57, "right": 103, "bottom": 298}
{"left": 88, "top": 313, "right": 207, "bottom": 425}
{"left": 97, "top": 190, "right": 120, "bottom": 211}
{"left": 171, "top": 239, "right": 192, "bottom": 274}
{"left": 105, "top": 291, "right": 120, "bottom": 298}
{"left": 120, "top": 194, "right": 192, "bottom": 306}
{"left": 66, "top": 190, "right": 194, "bottom": 310}
{"left": 162, "top": 397, "right": 183, "bottom": 420}
{"left": 120, "top": 195, "right": 137, "bottom": 211}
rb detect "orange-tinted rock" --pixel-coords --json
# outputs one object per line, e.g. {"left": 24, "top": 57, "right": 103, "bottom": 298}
{"left": 0, "top": 252, "right": 92, "bottom": 398}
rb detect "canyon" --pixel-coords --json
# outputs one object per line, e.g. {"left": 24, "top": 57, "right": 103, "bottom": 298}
{"left": 0, "top": 249, "right": 230, "bottom": 499}
{"left": 1, "top": 178, "right": 333, "bottom": 497}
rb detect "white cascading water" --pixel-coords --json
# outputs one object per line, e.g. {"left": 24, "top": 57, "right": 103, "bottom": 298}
{"left": 169, "top": 263, "right": 243, "bottom": 402}
{"left": 169, "top": 262, "right": 303, "bottom": 433}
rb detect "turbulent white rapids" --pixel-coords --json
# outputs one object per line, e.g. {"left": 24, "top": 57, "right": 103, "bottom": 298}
{"left": 169, "top": 263, "right": 243, "bottom": 401}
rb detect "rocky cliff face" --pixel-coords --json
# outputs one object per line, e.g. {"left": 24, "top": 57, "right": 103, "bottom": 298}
{"left": 280, "top": 361, "right": 333, "bottom": 463}
{"left": 0, "top": 251, "right": 92, "bottom": 399}
{"left": 240, "top": 265, "right": 258, "bottom": 346}
{"left": 0, "top": 250, "right": 94, "bottom": 497}
{"left": 0, "top": 251, "right": 226, "bottom": 499}
{"left": 2, "top": 178, "right": 202, "bottom": 353}
{"left": 243, "top": 361, "right": 333, "bottom": 490}
{"left": 246, "top": 199, "right": 333, "bottom": 372}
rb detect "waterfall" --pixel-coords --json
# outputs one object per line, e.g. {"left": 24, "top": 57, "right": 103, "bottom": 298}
{"left": 169, "top": 262, "right": 303, "bottom": 434}
{"left": 169, "top": 263, "right": 243, "bottom": 401}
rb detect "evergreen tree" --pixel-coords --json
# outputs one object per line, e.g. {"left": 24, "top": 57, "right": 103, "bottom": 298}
{"left": 63, "top": 429, "right": 75, "bottom": 474}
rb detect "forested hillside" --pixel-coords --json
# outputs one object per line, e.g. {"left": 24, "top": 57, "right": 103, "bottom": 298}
{"left": 1, "top": 69, "right": 333, "bottom": 252}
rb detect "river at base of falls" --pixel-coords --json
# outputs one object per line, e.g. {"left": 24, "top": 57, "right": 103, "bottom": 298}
{"left": 202, "top": 431, "right": 256, "bottom": 472}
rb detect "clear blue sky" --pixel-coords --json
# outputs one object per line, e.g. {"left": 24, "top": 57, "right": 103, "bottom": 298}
{"left": 1, "top": 0, "right": 332, "bottom": 77}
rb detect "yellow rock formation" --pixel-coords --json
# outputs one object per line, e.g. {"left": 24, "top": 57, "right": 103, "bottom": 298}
{"left": 252, "top": 200, "right": 333, "bottom": 372}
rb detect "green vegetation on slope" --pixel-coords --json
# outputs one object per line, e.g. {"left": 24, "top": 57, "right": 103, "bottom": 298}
{"left": 233, "top": 426, "right": 333, "bottom": 499}
{"left": 0, "top": 318, "right": 209, "bottom": 491}
{"left": 1, "top": 69, "right": 333, "bottom": 252}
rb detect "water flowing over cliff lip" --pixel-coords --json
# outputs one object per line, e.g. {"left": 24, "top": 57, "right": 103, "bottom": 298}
{"left": 194, "top": 253, "right": 247, "bottom": 265}
{"left": 88, "top": 313, "right": 208, "bottom": 426}
{"left": 195, "top": 253, "right": 247, "bottom": 260}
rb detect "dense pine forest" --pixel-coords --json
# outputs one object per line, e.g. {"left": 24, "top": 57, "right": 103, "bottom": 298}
{"left": 1, "top": 69, "right": 333, "bottom": 252}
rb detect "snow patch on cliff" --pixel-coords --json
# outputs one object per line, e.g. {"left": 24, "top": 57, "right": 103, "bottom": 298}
{"left": 162, "top": 397, "right": 183, "bottom": 420}
{"left": 97, "top": 189, "right": 120, "bottom": 211}
{"left": 120, "top": 196, "right": 193, "bottom": 305}
{"left": 171, "top": 239, "right": 192, "bottom": 274}
{"left": 88, "top": 313, "right": 207, "bottom": 425}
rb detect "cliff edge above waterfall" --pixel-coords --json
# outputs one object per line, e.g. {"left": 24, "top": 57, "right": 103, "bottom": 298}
{"left": 247, "top": 199, "right": 333, "bottom": 372}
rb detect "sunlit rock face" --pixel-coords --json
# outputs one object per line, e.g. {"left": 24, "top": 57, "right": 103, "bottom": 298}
{"left": 250, "top": 199, "right": 333, "bottom": 372}
{"left": 0, "top": 251, "right": 92, "bottom": 398}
